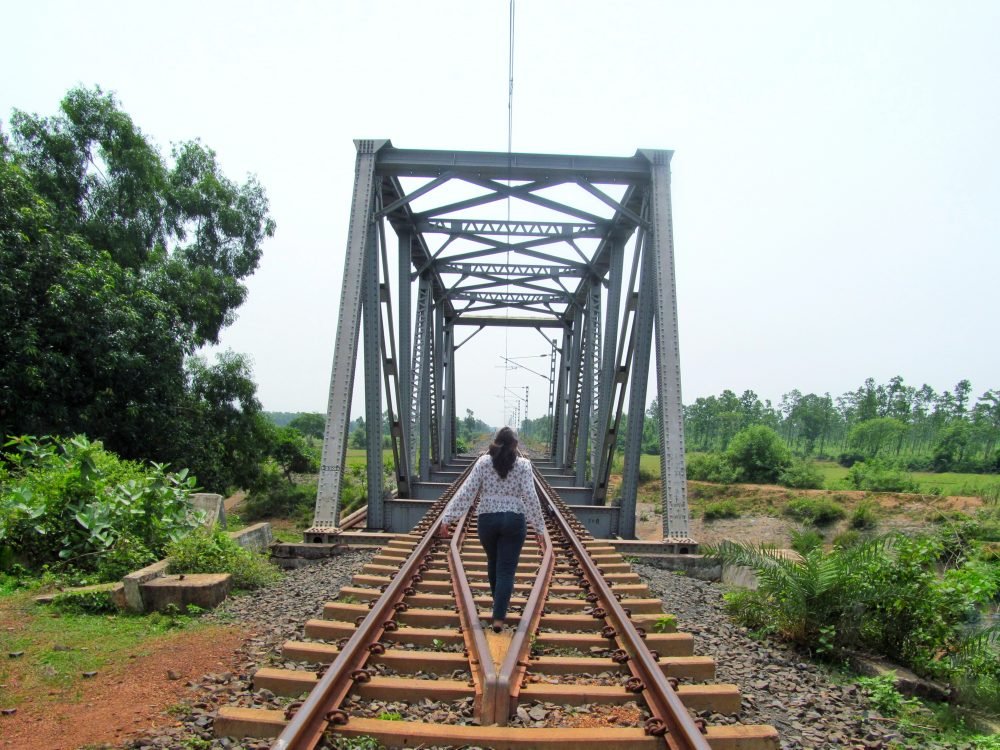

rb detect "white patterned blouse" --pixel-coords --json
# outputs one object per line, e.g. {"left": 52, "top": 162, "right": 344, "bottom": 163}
{"left": 440, "top": 454, "right": 545, "bottom": 532}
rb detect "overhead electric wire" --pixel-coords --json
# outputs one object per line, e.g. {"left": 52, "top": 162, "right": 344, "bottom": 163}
{"left": 503, "top": 0, "right": 516, "bottom": 426}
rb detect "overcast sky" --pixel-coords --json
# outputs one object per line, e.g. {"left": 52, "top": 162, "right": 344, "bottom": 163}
{"left": 3, "top": 1, "right": 998, "bottom": 428}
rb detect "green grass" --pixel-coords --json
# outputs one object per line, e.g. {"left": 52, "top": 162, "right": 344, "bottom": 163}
{"left": 345, "top": 448, "right": 394, "bottom": 468}
{"left": 813, "top": 461, "right": 999, "bottom": 496}
{"left": 609, "top": 453, "right": 661, "bottom": 478}
{"left": 0, "top": 590, "right": 211, "bottom": 706}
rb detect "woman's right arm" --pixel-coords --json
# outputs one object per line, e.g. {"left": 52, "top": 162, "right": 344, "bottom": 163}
{"left": 441, "top": 457, "right": 485, "bottom": 526}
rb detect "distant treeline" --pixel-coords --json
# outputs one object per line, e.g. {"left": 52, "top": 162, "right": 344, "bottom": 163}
{"left": 685, "top": 377, "right": 999, "bottom": 473}
{"left": 281, "top": 376, "right": 1000, "bottom": 475}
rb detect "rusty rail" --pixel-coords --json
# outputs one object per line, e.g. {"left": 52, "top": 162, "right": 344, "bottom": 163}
{"left": 539, "top": 473, "right": 712, "bottom": 750}
{"left": 493, "top": 475, "right": 554, "bottom": 725}
{"left": 271, "top": 463, "right": 477, "bottom": 750}
{"left": 447, "top": 501, "right": 498, "bottom": 722}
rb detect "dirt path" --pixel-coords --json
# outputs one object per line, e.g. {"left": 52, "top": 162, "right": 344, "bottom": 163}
{"left": 0, "top": 625, "right": 247, "bottom": 750}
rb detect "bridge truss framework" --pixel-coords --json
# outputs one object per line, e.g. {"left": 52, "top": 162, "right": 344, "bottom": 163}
{"left": 309, "top": 141, "right": 692, "bottom": 543}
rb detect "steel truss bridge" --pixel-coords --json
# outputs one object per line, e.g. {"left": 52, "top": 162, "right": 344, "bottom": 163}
{"left": 308, "top": 141, "right": 692, "bottom": 546}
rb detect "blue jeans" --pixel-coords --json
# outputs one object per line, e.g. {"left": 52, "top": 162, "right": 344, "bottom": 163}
{"left": 477, "top": 511, "right": 527, "bottom": 622}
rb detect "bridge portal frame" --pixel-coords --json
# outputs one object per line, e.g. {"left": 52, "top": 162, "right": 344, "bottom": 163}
{"left": 309, "top": 141, "right": 692, "bottom": 543}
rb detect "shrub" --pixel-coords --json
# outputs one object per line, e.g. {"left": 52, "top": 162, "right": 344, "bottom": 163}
{"left": 790, "top": 528, "right": 824, "bottom": 555}
{"left": 833, "top": 529, "right": 862, "bottom": 549}
{"left": 51, "top": 587, "right": 119, "bottom": 614}
{"left": 0, "top": 435, "right": 201, "bottom": 576}
{"left": 703, "top": 500, "right": 740, "bottom": 520}
{"left": 778, "top": 459, "right": 824, "bottom": 490}
{"left": 846, "top": 459, "right": 919, "bottom": 493}
{"left": 708, "top": 533, "right": 1000, "bottom": 678}
{"left": 858, "top": 673, "right": 918, "bottom": 716}
{"left": 850, "top": 500, "right": 878, "bottom": 530}
{"left": 783, "top": 497, "right": 846, "bottom": 526}
{"left": 837, "top": 452, "right": 865, "bottom": 468}
{"left": 243, "top": 465, "right": 315, "bottom": 523}
{"left": 725, "top": 426, "right": 791, "bottom": 484}
{"left": 96, "top": 536, "right": 158, "bottom": 581}
{"left": 686, "top": 453, "right": 739, "bottom": 484}
{"left": 167, "top": 528, "right": 280, "bottom": 589}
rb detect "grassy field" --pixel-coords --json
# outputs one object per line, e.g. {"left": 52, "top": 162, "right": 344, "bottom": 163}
{"left": 345, "top": 448, "right": 394, "bottom": 467}
{"left": 813, "top": 460, "right": 1000, "bottom": 496}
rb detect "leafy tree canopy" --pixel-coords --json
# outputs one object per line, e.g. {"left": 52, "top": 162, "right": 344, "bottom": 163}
{"left": 0, "top": 87, "right": 276, "bottom": 491}
{"left": 726, "top": 425, "right": 792, "bottom": 483}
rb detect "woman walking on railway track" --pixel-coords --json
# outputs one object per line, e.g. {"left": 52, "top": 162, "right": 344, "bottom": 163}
{"left": 438, "top": 427, "right": 546, "bottom": 633}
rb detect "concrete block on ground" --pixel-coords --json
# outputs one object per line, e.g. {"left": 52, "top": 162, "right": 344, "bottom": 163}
{"left": 849, "top": 653, "right": 952, "bottom": 702}
{"left": 192, "top": 493, "right": 226, "bottom": 528}
{"left": 629, "top": 553, "right": 722, "bottom": 581}
{"left": 228, "top": 521, "right": 272, "bottom": 553}
{"left": 122, "top": 559, "right": 170, "bottom": 612}
{"left": 140, "top": 573, "right": 232, "bottom": 612}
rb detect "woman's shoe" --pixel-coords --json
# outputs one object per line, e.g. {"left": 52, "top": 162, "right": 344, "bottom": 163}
{"left": 491, "top": 620, "right": 504, "bottom": 633}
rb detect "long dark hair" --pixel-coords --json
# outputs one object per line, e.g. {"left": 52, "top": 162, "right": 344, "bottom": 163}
{"left": 488, "top": 426, "right": 518, "bottom": 478}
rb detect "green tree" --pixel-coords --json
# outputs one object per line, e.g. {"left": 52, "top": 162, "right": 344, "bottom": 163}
{"left": 0, "top": 87, "right": 275, "bottom": 489}
{"left": 848, "top": 417, "right": 908, "bottom": 459}
{"left": 270, "top": 425, "right": 319, "bottom": 481}
{"left": 288, "top": 412, "right": 326, "bottom": 440}
{"left": 725, "top": 425, "right": 792, "bottom": 483}
{"left": 932, "top": 422, "right": 970, "bottom": 472}
{"left": 349, "top": 417, "right": 366, "bottom": 449}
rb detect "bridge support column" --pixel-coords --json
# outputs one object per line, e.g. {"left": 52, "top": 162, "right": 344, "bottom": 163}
{"left": 313, "top": 139, "right": 387, "bottom": 531}
{"left": 641, "top": 150, "right": 691, "bottom": 540}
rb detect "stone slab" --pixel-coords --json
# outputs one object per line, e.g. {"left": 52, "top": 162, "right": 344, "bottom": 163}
{"left": 228, "top": 521, "right": 272, "bottom": 552}
{"left": 626, "top": 554, "right": 721, "bottom": 582}
{"left": 849, "top": 653, "right": 952, "bottom": 702}
{"left": 122, "top": 558, "right": 170, "bottom": 612}
{"left": 139, "top": 573, "right": 232, "bottom": 612}
{"left": 192, "top": 492, "right": 226, "bottom": 528}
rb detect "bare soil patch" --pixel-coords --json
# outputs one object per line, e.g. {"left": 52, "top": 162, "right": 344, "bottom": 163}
{"left": 0, "top": 624, "right": 246, "bottom": 750}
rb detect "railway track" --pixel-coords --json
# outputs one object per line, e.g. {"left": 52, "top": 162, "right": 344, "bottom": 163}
{"left": 216, "top": 460, "right": 779, "bottom": 750}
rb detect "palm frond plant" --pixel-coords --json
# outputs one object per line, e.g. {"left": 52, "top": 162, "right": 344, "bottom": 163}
{"left": 952, "top": 623, "right": 1000, "bottom": 711}
{"left": 705, "top": 536, "right": 894, "bottom": 654}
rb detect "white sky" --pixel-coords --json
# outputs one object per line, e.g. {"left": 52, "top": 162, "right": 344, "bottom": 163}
{"left": 3, "top": 1, "right": 999, "bottom": 428}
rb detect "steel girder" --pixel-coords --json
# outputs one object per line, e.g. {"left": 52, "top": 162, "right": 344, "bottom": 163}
{"left": 594, "top": 239, "right": 624, "bottom": 491}
{"left": 412, "top": 276, "right": 432, "bottom": 481}
{"left": 313, "top": 142, "right": 691, "bottom": 541}
{"left": 574, "top": 285, "right": 600, "bottom": 485}
{"left": 362, "top": 209, "right": 385, "bottom": 530}
{"left": 617, "top": 237, "right": 657, "bottom": 539}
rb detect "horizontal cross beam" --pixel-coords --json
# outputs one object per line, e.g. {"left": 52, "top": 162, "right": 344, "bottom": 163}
{"left": 450, "top": 291, "right": 569, "bottom": 304}
{"left": 453, "top": 314, "right": 565, "bottom": 328}
{"left": 418, "top": 219, "right": 602, "bottom": 236}
{"left": 376, "top": 146, "right": 657, "bottom": 183}
{"left": 437, "top": 262, "right": 586, "bottom": 278}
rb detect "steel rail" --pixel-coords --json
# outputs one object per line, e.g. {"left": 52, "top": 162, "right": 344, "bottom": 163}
{"left": 271, "top": 465, "right": 477, "bottom": 750}
{"left": 447, "top": 502, "right": 498, "bottom": 722}
{"left": 539, "top": 474, "right": 713, "bottom": 750}
{"left": 492, "top": 475, "right": 554, "bottom": 725}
